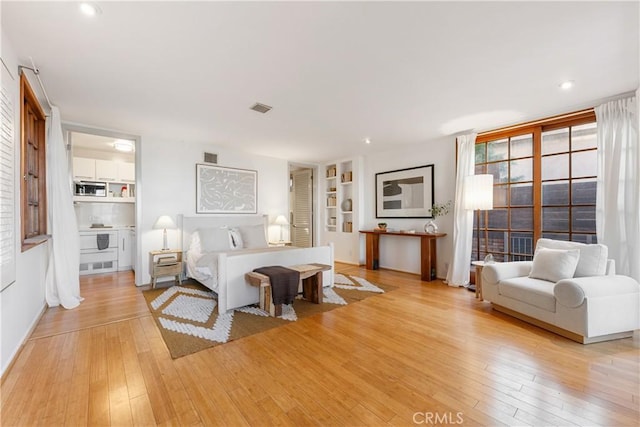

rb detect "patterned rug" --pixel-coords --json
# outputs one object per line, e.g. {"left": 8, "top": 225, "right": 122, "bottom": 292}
{"left": 143, "top": 273, "right": 395, "bottom": 358}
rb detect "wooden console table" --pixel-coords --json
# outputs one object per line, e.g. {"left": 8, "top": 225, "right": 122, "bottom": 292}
{"left": 359, "top": 230, "right": 446, "bottom": 281}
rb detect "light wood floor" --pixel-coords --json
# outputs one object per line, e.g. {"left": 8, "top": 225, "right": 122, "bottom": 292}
{"left": 2, "top": 264, "right": 639, "bottom": 426}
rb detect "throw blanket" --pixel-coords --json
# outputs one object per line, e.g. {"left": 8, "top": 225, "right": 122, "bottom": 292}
{"left": 97, "top": 234, "right": 110, "bottom": 250}
{"left": 253, "top": 266, "right": 300, "bottom": 305}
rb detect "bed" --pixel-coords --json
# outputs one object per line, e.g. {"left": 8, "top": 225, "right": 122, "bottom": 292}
{"left": 178, "top": 214, "right": 334, "bottom": 313}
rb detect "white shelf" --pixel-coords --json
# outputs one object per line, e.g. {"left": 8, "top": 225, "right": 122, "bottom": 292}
{"left": 74, "top": 196, "right": 134, "bottom": 203}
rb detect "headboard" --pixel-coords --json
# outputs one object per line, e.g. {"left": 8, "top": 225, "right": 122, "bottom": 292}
{"left": 179, "top": 214, "right": 269, "bottom": 252}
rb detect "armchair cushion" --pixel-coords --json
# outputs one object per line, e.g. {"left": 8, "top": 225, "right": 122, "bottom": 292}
{"left": 529, "top": 248, "right": 580, "bottom": 283}
{"left": 536, "top": 238, "right": 608, "bottom": 277}
{"left": 482, "top": 261, "right": 532, "bottom": 285}
{"left": 554, "top": 275, "right": 640, "bottom": 308}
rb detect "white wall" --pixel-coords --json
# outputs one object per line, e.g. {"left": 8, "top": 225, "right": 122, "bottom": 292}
{"left": 361, "top": 136, "right": 456, "bottom": 278}
{"left": 1, "top": 31, "right": 49, "bottom": 376}
{"left": 136, "top": 137, "right": 289, "bottom": 285}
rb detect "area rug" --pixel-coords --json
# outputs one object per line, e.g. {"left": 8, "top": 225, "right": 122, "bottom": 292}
{"left": 143, "top": 274, "right": 395, "bottom": 359}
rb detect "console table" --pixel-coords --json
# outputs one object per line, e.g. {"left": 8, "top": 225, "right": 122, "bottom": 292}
{"left": 359, "top": 230, "right": 446, "bottom": 281}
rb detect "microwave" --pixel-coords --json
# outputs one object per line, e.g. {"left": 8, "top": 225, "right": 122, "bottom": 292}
{"left": 75, "top": 181, "right": 107, "bottom": 197}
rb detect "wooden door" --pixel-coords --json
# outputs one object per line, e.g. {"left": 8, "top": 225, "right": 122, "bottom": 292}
{"left": 291, "top": 168, "right": 313, "bottom": 247}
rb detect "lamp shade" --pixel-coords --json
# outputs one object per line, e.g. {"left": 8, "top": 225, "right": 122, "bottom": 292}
{"left": 464, "top": 174, "right": 494, "bottom": 210}
{"left": 274, "top": 215, "right": 289, "bottom": 225}
{"left": 153, "top": 215, "right": 176, "bottom": 230}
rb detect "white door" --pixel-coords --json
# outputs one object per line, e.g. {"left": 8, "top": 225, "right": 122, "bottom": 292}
{"left": 290, "top": 168, "right": 313, "bottom": 248}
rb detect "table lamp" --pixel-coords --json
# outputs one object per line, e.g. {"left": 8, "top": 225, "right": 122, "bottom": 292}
{"left": 274, "top": 215, "right": 289, "bottom": 242}
{"left": 153, "top": 215, "right": 177, "bottom": 251}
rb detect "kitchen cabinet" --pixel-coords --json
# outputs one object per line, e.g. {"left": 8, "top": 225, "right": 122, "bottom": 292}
{"left": 95, "top": 159, "right": 118, "bottom": 182}
{"left": 117, "top": 162, "right": 135, "bottom": 183}
{"left": 118, "top": 229, "right": 134, "bottom": 271}
{"left": 73, "top": 157, "right": 95, "bottom": 180}
{"left": 79, "top": 230, "right": 118, "bottom": 275}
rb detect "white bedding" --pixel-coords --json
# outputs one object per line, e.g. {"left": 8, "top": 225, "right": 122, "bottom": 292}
{"left": 179, "top": 214, "right": 334, "bottom": 313}
{"left": 186, "top": 246, "right": 297, "bottom": 293}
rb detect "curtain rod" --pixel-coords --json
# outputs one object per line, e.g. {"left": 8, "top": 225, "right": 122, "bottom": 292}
{"left": 18, "top": 57, "right": 54, "bottom": 111}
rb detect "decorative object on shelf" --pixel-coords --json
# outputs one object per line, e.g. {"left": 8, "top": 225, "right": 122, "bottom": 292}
{"left": 374, "top": 222, "right": 388, "bottom": 232}
{"left": 341, "top": 198, "right": 352, "bottom": 211}
{"left": 375, "top": 164, "right": 434, "bottom": 218}
{"left": 341, "top": 171, "right": 352, "bottom": 182}
{"left": 424, "top": 200, "right": 452, "bottom": 234}
{"left": 153, "top": 215, "right": 177, "bottom": 251}
{"left": 196, "top": 164, "right": 257, "bottom": 214}
{"left": 274, "top": 214, "right": 289, "bottom": 242}
{"left": 326, "top": 166, "right": 336, "bottom": 177}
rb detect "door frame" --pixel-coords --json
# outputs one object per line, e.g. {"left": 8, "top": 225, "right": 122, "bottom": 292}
{"left": 288, "top": 162, "right": 318, "bottom": 246}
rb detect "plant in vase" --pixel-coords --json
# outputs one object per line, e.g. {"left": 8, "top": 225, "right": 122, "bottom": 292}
{"left": 425, "top": 200, "right": 452, "bottom": 233}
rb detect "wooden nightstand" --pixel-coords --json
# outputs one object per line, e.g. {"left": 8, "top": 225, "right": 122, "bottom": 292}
{"left": 268, "top": 241, "right": 292, "bottom": 247}
{"left": 149, "top": 250, "right": 183, "bottom": 289}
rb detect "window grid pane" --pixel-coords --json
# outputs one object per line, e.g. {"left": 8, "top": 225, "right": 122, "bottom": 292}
{"left": 474, "top": 120, "right": 597, "bottom": 261}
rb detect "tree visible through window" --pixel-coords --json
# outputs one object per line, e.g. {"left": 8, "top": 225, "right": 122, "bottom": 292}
{"left": 472, "top": 111, "right": 597, "bottom": 262}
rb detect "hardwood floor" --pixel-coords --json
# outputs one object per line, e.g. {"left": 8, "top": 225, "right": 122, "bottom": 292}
{"left": 2, "top": 264, "right": 639, "bottom": 426}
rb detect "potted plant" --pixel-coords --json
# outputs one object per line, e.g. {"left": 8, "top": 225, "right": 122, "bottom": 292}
{"left": 425, "top": 200, "right": 452, "bottom": 233}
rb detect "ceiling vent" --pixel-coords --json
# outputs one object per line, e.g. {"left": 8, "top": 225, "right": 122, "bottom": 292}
{"left": 203, "top": 152, "right": 218, "bottom": 164}
{"left": 250, "top": 102, "right": 272, "bottom": 114}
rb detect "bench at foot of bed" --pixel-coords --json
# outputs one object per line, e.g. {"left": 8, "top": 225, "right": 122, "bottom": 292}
{"left": 245, "top": 263, "right": 332, "bottom": 317}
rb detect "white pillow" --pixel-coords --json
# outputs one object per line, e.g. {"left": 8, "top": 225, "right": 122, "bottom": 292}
{"left": 228, "top": 227, "right": 244, "bottom": 250}
{"left": 189, "top": 231, "right": 203, "bottom": 258}
{"left": 198, "top": 227, "right": 232, "bottom": 252}
{"left": 529, "top": 248, "right": 580, "bottom": 283}
{"left": 239, "top": 224, "right": 268, "bottom": 249}
{"left": 536, "top": 238, "right": 608, "bottom": 277}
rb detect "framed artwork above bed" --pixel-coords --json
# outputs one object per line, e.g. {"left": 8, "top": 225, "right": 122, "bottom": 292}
{"left": 196, "top": 164, "right": 257, "bottom": 214}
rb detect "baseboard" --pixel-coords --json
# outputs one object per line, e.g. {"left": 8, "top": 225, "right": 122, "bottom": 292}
{"left": 1, "top": 303, "right": 47, "bottom": 381}
{"left": 491, "top": 304, "right": 634, "bottom": 344}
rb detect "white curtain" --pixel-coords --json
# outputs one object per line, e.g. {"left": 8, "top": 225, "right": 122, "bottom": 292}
{"left": 446, "top": 132, "right": 477, "bottom": 287}
{"left": 45, "top": 107, "right": 83, "bottom": 308}
{"left": 595, "top": 95, "right": 639, "bottom": 282}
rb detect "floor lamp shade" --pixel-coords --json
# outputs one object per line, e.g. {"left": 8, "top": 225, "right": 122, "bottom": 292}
{"left": 464, "top": 174, "right": 494, "bottom": 210}
{"left": 153, "top": 215, "right": 177, "bottom": 250}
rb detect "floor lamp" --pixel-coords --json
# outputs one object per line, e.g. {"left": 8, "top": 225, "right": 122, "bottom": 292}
{"left": 464, "top": 174, "right": 494, "bottom": 292}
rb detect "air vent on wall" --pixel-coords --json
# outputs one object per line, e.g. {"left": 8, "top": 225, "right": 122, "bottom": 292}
{"left": 250, "top": 102, "right": 272, "bottom": 114}
{"left": 204, "top": 152, "right": 218, "bottom": 164}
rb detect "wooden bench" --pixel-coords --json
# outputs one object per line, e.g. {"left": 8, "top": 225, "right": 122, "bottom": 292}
{"left": 245, "top": 263, "right": 331, "bottom": 317}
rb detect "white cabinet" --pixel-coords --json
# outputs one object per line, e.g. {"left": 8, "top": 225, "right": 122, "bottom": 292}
{"left": 118, "top": 229, "right": 134, "bottom": 271}
{"left": 73, "top": 157, "right": 95, "bottom": 180}
{"left": 79, "top": 230, "right": 118, "bottom": 275}
{"left": 117, "top": 162, "right": 135, "bottom": 183}
{"left": 95, "top": 159, "right": 118, "bottom": 182}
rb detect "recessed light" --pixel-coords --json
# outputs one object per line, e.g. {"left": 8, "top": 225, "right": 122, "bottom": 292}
{"left": 559, "top": 80, "right": 574, "bottom": 90}
{"left": 113, "top": 140, "right": 134, "bottom": 152}
{"left": 79, "top": 2, "right": 101, "bottom": 17}
{"left": 364, "top": 138, "right": 371, "bottom": 144}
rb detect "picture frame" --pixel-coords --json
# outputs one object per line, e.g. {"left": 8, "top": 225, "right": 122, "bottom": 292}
{"left": 196, "top": 164, "right": 257, "bottom": 214}
{"left": 375, "top": 164, "right": 435, "bottom": 218}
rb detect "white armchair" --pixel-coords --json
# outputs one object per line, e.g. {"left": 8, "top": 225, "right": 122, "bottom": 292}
{"left": 482, "top": 239, "right": 640, "bottom": 344}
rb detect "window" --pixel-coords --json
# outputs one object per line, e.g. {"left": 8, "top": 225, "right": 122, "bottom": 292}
{"left": 20, "top": 73, "right": 47, "bottom": 250}
{"left": 472, "top": 111, "right": 597, "bottom": 262}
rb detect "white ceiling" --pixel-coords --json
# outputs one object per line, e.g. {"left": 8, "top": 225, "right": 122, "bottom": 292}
{"left": 3, "top": 1, "right": 638, "bottom": 163}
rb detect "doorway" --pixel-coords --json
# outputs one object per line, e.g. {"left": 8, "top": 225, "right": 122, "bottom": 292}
{"left": 289, "top": 164, "right": 315, "bottom": 248}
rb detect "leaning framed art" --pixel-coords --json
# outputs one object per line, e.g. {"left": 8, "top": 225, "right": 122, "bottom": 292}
{"left": 196, "top": 164, "right": 258, "bottom": 214}
{"left": 375, "top": 164, "right": 434, "bottom": 218}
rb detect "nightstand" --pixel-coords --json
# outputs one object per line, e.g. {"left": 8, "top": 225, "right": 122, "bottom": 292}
{"left": 268, "top": 241, "right": 292, "bottom": 247}
{"left": 149, "top": 249, "right": 183, "bottom": 288}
